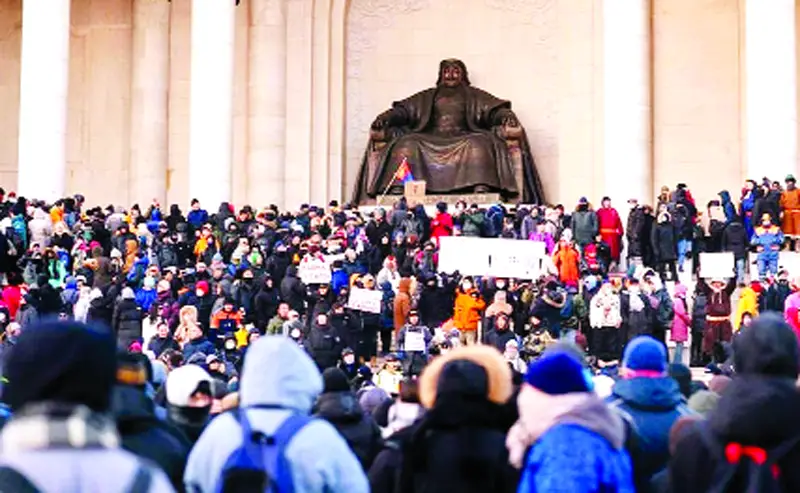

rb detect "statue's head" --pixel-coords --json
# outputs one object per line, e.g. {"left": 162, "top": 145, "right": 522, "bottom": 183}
{"left": 436, "top": 59, "right": 470, "bottom": 88}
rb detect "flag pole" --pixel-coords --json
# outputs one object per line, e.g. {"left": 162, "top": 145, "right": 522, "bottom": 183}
{"left": 378, "top": 158, "right": 405, "bottom": 202}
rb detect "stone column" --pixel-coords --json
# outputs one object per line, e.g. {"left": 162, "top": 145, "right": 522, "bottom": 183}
{"left": 130, "top": 0, "right": 170, "bottom": 206}
{"left": 188, "top": 0, "right": 235, "bottom": 207}
{"left": 17, "top": 0, "right": 71, "bottom": 201}
{"left": 603, "top": 0, "right": 652, "bottom": 205}
{"left": 248, "top": 0, "right": 286, "bottom": 208}
{"left": 744, "top": 0, "right": 797, "bottom": 182}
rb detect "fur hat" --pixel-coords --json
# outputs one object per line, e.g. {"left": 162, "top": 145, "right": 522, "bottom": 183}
{"left": 524, "top": 352, "right": 592, "bottom": 395}
{"left": 622, "top": 336, "right": 667, "bottom": 374}
{"left": 419, "top": 345, "right": 512, "bottom": 409}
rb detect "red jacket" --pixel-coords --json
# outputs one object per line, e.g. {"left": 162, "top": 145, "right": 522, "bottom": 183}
{"left": 431, "top": 213, "right": 454, "bottom": 242}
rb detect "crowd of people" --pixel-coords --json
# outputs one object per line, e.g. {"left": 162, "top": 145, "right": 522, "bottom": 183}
{"left": 0, "top": 177, "right": 797, "bottom": 492}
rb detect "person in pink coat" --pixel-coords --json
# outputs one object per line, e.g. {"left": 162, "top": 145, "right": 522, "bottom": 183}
{"left": 670, "top": 283, "right": 690, "bottom": 364}
{"left": 783, "top": 282, "right": 800, "bottom": 340}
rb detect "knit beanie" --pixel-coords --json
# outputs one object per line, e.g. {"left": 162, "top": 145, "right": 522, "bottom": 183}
{"left": 121, "top": 287, "right": 135, "bottom": 300}
{"left": 622, "top": 336, "right": 667, "bottom": 374}
{"left": 4, "top": 321, "right": 117, "bottom": 413}
{"left": 524, "top": 352, "right": 592, "bottom": 395}
{"left": 734, "top": 313, "right": 800, "bottom": 378}
{"left": 322, "top": 367, "right": 351, "bottom": 393}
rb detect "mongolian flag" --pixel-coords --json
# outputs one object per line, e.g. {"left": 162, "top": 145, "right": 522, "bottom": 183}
{"left": 395, "top": 157, "right": 415, "bottom": 184}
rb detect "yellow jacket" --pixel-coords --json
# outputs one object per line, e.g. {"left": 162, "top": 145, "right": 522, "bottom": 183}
{"left": 734, "top": 286, "right": 759, "bottom": 332}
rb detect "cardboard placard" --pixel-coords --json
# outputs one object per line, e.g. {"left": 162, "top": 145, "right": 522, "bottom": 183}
{"left": 404, "top": 180, "right": 427, "bottom": 201}
{"left": 437, "top": 237, "right": 546, "bottom": 279}
{"left": 699, "top": 252, "right": 734, "bottom": 279}
{"left": 298, "top": 255, "right": 332, "bottom": 285}
{"left": 347, "top": 287, "right": 383, "bottom": 314}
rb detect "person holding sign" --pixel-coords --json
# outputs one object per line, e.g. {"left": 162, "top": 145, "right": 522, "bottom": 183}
{"left": 397, "top": 310, "right": 433, "bottom": 376}
{"left": 751, "top": 213, "right": 784, "bottom": 279}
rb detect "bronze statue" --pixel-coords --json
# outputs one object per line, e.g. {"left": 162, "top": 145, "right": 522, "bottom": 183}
{"left": 352, "top": 59, "right": 545, "bottom": 204}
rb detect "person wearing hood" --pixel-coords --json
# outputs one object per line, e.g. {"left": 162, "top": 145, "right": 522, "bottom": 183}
{"left": 113, "top": 286, "right": 143, "bottom": 349}
{"left": 0, "top": 320, "right": 174, "bottom": 492}
{"left": 184, "top": 336, "right": 368, "bottom": 493}
{"left": 280, "top": 265, "right": 307, "bottom": 315}
{"left": 607, "top": 336, "right": 693, "bottom": 491}
{"left": 254, "top": 275, "right": 280, "bottom": 332}
{"left": 314, "top": 368, "right": 383, "bottom": 471}
{"left": 417, "top": 273, "right": 455, "bottom": 331}
{"left": 368, "top": 345, "right": 518, "bottom": 493}
{"left": 530, "top": 279, "right": 567, "bottom": 339}
{"left": 669, "top": 313, "right": 800, "bottom": 492}
{"left": 136, "top": 276, "right": 158, "bottom": 312}
{"left": 718, "top": 190, "right": 738, "bottom": 224}
{"left": 670, "top": 284, "right": 690, "bottom": 364}
{"left": 60, "top": 275, "right": 80, "bottom": 314}
{"left": 509, "top": 351, "right": 634, "bottom": 493}
{"left": 570, "top": 197, "right": 599, "bottom": 249}
{"left": 165, "top": 364, "right": 213, "bottom": 446}
{"left": 651, "top": 208, "right": 678, "bottom": 282}
{"left": 721, "top": 216, "right": 749, "bottom": 284}
{"left": 112, "top": 352, "right": 191, "bottom": 491}
{"left": 453, "top": 277, "right": 486, "bottom": 345}
{"left": 307, "top": 312, "right": 344, "bottom": 371}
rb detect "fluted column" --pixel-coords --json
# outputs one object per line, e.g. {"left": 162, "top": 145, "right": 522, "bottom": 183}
{"left": 188, "top": 0, "right": 235, "bottom": 206}
{"left": 603, "top": 0, "right": 652, "bottom": 205}
{"left": 130, "top": 0, "right": 171, "bottom": 206}
{"left": 744, "top": 0, "right": 797, "bottom": 181}
{"left": 248, "top": 0, "right": 286, "bottom": 208}
{"left": 17, "top": 0, "right": 71, "bottom": 201}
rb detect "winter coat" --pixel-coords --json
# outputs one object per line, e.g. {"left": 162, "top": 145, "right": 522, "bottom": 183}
{"left": 182, "top": 335, "right": 215, "bottom": 361}
{"left": 669, "top": 376, "right": 800, "bottom": 493}
{"left": 571, "top": 209, "right": 599, "bottom": 247}
{"left": 307, "top": 323, "right": 344, "bottom": 371}
{"left": 393, "top": 278, "right": 412, "bottom": 332}
{"left": 690, "top": 292, "right": 707, "bottom": 334}
{"left": 147, "top": 335, "right": 180, "bottom": 358}
{"left": 734, "top": 286, "right": 759, "bottom": 332}
{"left": 590, "top": 290, "right": 622, "bottom": 329}
{"left": 552, "top": 244, "right": 580, "bottom": 286}
{"left": 607, "top": 377, "right": 693, "bottom": 491}
{"left": 28, "top": 208, "right": 52, "bottom": 248}
{"left": 670, "top": 286, "right": 690, "bottom": 343}
{"left": 516, "top": 397, "right": 634, "bottom": 493}
{"left": 430, "top": 212, "right": 454, "bottom": 242}
{"left": 620, "top": 290, "right": 656, "bottom": 341}
{"left": 651, "top": 220, "right": 678, "bottom": 262}
{"left": 111, "top": 384, "right": 191, "bottom": 491}
{"left": 184, "top": 337, "right": 369, "bottom": 493}
{"left": 453, "top": 289, "right": 485, "bottom": 333}
{"left": 314, "top": 390, "right": 383, "bottom": 470}
{"left": 764, "top": 280, "right": 792, "bottom": 313}
{"left": 461, "top": 211, "right": 484, "bottom": 237}
{"left": 718, "top": 190, "right": 738, "bottom": 224}
{"left": 112, "top": 298, "right": 143, "bottom": 348}
{"left": 280, "top": 266, "right": 307, "bottom": 315}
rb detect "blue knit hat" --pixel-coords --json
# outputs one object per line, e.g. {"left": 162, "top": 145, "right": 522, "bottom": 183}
{"left": 524, "top": 352, "right": 592, "bottom": 395}
{"left": 622, "top": 336, "right": 667, "bottom": 373}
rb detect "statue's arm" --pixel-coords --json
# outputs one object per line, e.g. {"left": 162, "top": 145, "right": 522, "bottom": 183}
{"left": 371, "top": 106, "right": 410, "bottom": 131}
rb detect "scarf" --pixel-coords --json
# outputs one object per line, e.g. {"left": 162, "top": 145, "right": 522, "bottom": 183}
{"left": 1, "top": 402, "right": 119, "bottom": 454}
{"left": 506, "top": 390, "right": 593, "bottom": 469}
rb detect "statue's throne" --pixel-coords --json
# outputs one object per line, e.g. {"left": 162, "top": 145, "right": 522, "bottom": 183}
{"left": 367, "top": 125, "right": 525, "bottom": 205}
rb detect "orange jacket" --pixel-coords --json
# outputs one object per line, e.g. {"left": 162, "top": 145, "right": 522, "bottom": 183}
{"left": 453, "top": 289, "right": 486, "bottom": 332}
{"left": 553, "top": 245, "right": 580, "bottom": 286}
{"left": 393, "top": 278, "right": 412, "bottom": 332}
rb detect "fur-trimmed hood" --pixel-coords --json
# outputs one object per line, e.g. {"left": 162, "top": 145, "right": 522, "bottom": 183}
{"left": 419, "top": 345, "right": 512, "bottom": 409}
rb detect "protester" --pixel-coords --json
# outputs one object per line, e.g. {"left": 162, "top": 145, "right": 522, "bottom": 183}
{"left": 0, "top": 320, "right": 174, "bottom": 492}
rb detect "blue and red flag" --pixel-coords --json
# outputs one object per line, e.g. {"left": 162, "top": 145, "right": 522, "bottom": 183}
{"left": 395, "top": 157, "right": 415, "bottom": 184}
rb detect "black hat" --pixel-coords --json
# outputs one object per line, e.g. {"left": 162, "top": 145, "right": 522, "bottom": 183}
{"left": 4, "top": 321, "right": 117, "bottom": 413}
{"left": 734, "top": 313, "right": 800, "bottom": 378}
{"left": 322, "top": 367, "right": 351, "bottom": 393}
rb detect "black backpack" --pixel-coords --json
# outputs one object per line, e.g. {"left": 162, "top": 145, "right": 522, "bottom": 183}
{"left": 698, "top": 422, "right": 800, "bottom": 493}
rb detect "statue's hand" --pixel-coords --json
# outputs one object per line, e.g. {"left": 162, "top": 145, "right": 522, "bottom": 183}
{"left": 503, "top": 114, "right": 519, "bottom": 127}
{"left": 371, "top": 117, "right": 387, "bottom": 130}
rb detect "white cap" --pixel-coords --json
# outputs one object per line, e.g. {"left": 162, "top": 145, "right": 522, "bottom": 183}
{"left": 165, "top": 364, "right": 212, "bottom": 407}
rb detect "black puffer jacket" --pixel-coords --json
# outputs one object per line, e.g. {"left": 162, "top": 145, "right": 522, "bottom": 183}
{"left": 307, "top": 322, "right": 343, "bottom": 371}
{"left": 113, "top": 298, "right": 143, "bottom": 348}
{"left": 280, "top": 266, "right": 307, "bottom": 315}
{"left": 112, "top": 385, "right": 191, "bottom": 491}
{"left": 314, "top": 390, "right": 383, "bottom": 471}
{"left": 721, "top": 220, "right": 748, "bottom": 259}
{"left": 651, "top": 219, "right": 677, "bottom": 262}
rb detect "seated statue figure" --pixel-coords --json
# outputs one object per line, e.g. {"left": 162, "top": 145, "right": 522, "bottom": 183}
{"left": 351, "top": 58, "right": 545, "bottom": 204}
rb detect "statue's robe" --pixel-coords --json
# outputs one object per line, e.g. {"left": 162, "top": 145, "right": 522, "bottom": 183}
{"left": 351, "top": 85, "right": 545, "bottom": 204}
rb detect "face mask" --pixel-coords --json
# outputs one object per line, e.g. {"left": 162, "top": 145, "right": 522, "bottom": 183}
{"left": 496, "top": 281, "right": 506, "bottom": 289}
{"left": 462, "top": 282, "right": 472, "bottom": 290}
{"left": 343, "top": 355, "right": 355, "bottom": 365}
{"left": 225, "top": 341, "right": 236, "bottom": 350}
{"left": 290, "top": 328, "right": 301, "bottom": 339}
{"left": 195, "top": 290, "right": 204, "bottom": 297}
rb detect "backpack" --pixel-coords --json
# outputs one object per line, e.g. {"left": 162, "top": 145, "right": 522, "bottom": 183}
{"left": 698, "top": 422, "right": 800, "bottom": 493}
{"left": 216, "top": 407, "right": 312, "bottom": 493}
{"left": 655, "top": 291, "right": 674, "bottom": 328}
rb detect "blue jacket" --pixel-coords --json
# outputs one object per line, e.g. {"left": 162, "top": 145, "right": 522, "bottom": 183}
{"left": 518, "top": 397, "right": 634, "bottom": 493}
{"left": 607, "top": 377, "right": 693, "bottom": 489}
{"left": 331, "top": 269, "right": 349, "bottom": 296}
{"left": 751, "top": 224, "right": 784, "bottom": 255}
{"left": 135, "top": 288, "right": 157, "bottom": 312}
{"left": 184, "top": 337, "right": 368, "bottom": 493}
{"left": 187, "top": 209, "right": 209, "bottom": 229}
{"left": 182, "top": 337, "right": 215, "bottom": 361}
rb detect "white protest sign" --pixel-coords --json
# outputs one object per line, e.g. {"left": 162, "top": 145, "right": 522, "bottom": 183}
{"left": 437, "top": 236, "right": 546, "bottom": 279}
{"left": 347, "top": 287, "right": 383, "bottom": 313}
{"left": 780, "top": 252, "right": 800, "bottom": 277}
{"left": 699, "top": 252, "right": 734, "bottom": 279}
{"left": 298, "top": 255, "right": 332, "bottom": 284}
{"left": 404, "top": 331, "right": 426, "bottom": 351}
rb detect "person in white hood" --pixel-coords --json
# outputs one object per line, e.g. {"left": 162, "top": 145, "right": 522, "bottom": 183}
{"left": 184, "top": 336, "right": 368, "bottom": 493}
